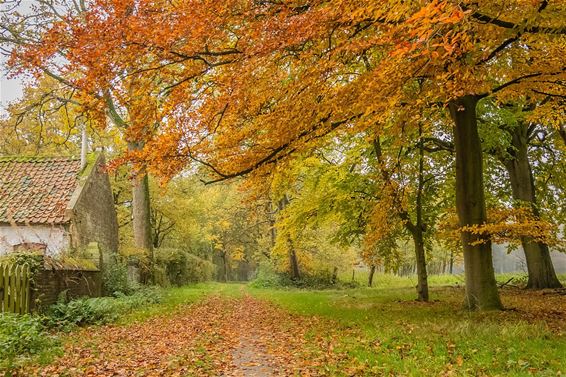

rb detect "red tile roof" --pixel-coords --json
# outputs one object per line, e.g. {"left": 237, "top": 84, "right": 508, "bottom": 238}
{"left": 0, "top": 157, "right": 82, "bottom": 225}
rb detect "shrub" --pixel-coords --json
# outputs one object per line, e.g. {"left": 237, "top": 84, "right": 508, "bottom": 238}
{"left": 279, "top": 271, "right": 349, "bottom": 289}
{"left": 102, "top": 258, "right": 136, "bottom": 296}
{"left": 46, "top": 287, "right": 162, "bottom": 329}
{"left": 251, "top": 263, "right": 359, "bottom": 289}
{"left": 154, "top": 248, "right": 215, "bottom": 286}
{"left": 2, "top": 252, "right": 43, "bottom": 274}
{"left": 249, "top": 262, "right": 283, "bottom": 288}
{"left": 0, "top": 313, "right": 57, "bottom": 371}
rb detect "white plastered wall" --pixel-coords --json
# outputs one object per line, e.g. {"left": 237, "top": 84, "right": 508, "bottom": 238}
{"left": 0, "top": 224, "right": 70, "bottom": 256}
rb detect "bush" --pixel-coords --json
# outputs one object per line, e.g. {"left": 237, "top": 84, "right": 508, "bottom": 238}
{"left": 102, "top": 258, "right": 137, "bottom": 296}
{"left": 2, "top": 252, "right": 43, "bottom": 274}
{"left": 249, "top": 262, "right": 283, "bottom": 288}
{"left": 0, "top": 313, "right": 57, "bottom": 371}
{"left": 46, "top": 287, "right": 162, "bottom": 329}
{"left": 154, "top": 248, "right": 215, "bottom": 286}
{"left": 251, "top": 263, "right": 358, "bottom": 289}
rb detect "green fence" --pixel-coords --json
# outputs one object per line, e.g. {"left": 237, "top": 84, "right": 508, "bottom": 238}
{"left": 0, "top": 263, "right": 31, "bottom": 314}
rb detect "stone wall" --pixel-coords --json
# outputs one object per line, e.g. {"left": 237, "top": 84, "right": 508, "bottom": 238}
{"left": 69, "top": 154, "right": 119, "bottom": 257}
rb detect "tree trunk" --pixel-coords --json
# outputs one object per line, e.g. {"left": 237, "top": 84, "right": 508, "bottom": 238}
{"left": 287, "top": 238, "right": 301, "bottom": 280}
{"left": 279, "top": 195, "right": 301, "bottom": 280}
{"left": 501, "top": 123, "right": 562, "bottom": 289}
{"left": 373, "top": 136, "right": 429, "bottom": 301}
{"left": 132, "top": 171, "right": 153, "bottom": 284}
{"left": 559, "top": 125, "right": 566, "bottom": 147}
{"left": 268, "top": 201, "right": 277, "bottom": 249}
{"left": 413, "top": 123, "right": 429, "bottom": 301}
{"left": 412, "top": 231, "right": 429, "bottom": 301}
{"left": 129, "top": 142, "right": 153, "bottom": 273}
{"left": 332, "top": 267, "right": 338, "bottom": 284}
{"left": 132, "top": 174, "right": 153, "bottom": 250}
{"left": 449, "top": 95, "right": 502, "bottom": 310}
{"left": 222, "top": 252, "right": 229, "bottom": 282}
{"left": 368, "top": 265, "right": 376, "bottom": 287}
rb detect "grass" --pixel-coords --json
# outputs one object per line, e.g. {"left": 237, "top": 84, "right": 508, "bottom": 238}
{"left": 338, "top": 270, "right": 564, "bottom": 289}
{"left": 248, "top": 275, "right": 566, "bottom": 376}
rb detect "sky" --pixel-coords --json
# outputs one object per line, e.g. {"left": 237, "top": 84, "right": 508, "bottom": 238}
{"left": 0, "top": 55, "right": 24, "bottom": 115}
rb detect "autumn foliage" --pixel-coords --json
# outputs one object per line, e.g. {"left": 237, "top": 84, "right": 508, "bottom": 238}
{"left": 4, "top": 0, "right": 565, "bottom": 308}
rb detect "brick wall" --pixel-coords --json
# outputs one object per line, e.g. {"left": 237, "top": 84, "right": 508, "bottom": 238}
{"left": 30, "top": 268, "right": 102, "bottom": 311}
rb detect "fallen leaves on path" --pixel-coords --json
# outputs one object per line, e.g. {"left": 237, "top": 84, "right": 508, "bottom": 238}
{"left": 21, "top": 296, "right": 358, "bottom": 377}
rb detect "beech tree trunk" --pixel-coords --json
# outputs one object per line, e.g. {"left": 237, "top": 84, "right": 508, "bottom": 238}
{"left": 449, "top": 95, "right": 502, "bottom": 310}
{"left": 368, "top": 265, "right": 376, "bottom": 287}
{"left": 132, "top": 173, "right": 153, "bottom": 283}
{"left": 332, "top": 267, "right": 338, "bottom": 284}
{"left": 412, "top": 231, "right": 429, "bottom": 301}
{"left": 132, "top": 174, "right": 153, "bottom": 251}
{"left": 501, "top": 123, "right": 562, "bottom": 289}
{"left": 129, "top": 142, "right": 153, "bottom": 254}
{"left": 559, "top": 125, "right": 566, "bottom": 146}
{"left": 288, "top": 239, "right": 301, "bottom": 280}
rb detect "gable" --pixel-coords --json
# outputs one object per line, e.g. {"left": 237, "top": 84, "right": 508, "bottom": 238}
{"left": 0, "top": 157, "right": 82, "bottom": 225}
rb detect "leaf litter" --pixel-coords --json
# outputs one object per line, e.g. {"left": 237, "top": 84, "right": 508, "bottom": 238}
{"left": 20, "top": 295, "right": 358, "bottom": 377}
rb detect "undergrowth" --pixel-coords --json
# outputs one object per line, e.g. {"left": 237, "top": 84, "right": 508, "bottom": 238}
{"left": 0, "top": 313, "right": 59, "bottom": 374}
{"left": 45, "top": 287, "right": 162, "bottom": 330}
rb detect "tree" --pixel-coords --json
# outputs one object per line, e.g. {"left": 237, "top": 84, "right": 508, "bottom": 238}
{"left": 150, "top": 176, "right": 268, "bottom": 281}
{"left": 9, "top": 0, "right": 565, "bottom": 309}
{"left": 1, "top": 0, "right": 161, "bottom": 267}
{"left": 0, "top": 76, "right": 120, "bottom": 156}
{"left": 480, "top": 101, "right": 563, "bottom": 289}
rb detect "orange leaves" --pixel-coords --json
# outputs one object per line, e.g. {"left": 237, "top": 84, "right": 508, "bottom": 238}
{"left": 406, "top": 0, "right": 464, "bottom": 27}
{"left": 8, "top": 0, "right": 565, "bottom": 183}
{"left": 391, "top": 0, "right": 468, "bottom": 61}
{"left": 25, "top": 295, "right": 360, "bottom": 376}
{"left": 27, "top": 297, "right": 236, "bottom": 376}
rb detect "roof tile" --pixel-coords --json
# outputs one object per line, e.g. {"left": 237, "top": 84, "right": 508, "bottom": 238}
{"left": 0, "top": 157, "right": 82, "bottom": 225}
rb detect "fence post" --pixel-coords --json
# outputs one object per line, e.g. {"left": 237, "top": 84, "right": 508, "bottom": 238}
{"left": 0, "top": 264, "right": 4, "bottom": 312}
{"left": 0, "top": 262, "right": 32, "bottom": 314}
{"left": 22, "top": 265, "right": 30, "bottom": 314}
{"left": 4, "top": 264, "right": 11, "bottom": 312}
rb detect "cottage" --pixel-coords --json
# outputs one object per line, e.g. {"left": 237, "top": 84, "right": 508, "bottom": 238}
{"left": 0, "top": 154, "right": 119, "bottom": 258}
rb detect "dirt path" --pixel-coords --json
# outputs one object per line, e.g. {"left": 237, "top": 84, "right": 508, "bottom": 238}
{"left": 24, "top": 296, "right": 353, "bottom": 377}
{"left": 225, "top": 331, "right": 276, "bottom": 377}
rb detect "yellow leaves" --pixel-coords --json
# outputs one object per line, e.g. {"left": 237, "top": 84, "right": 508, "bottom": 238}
{"left": 442, "top": 206, "right": 564, "bottom": 249}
